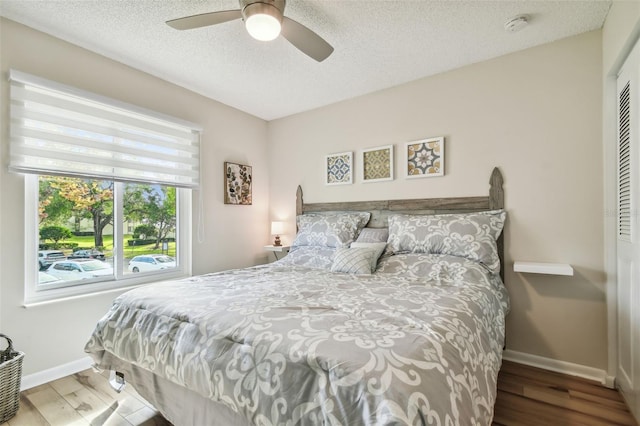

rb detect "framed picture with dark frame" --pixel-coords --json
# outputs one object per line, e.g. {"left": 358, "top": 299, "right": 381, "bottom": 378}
{"left": 224, "top": 162, "right": 252, "bottom": 205}
{"left": 404, "top": 137, "right": 444, "bottom": 178}
{"left": 361, "top": 144, "right": 394, "bottom": 183}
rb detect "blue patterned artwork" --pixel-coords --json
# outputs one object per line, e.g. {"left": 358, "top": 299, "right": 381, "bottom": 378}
{"left": 325, "top": 152, "right": 353, "bottom": 185}
{"left": 405, "top": 137, "right": 444, "bottom": 178}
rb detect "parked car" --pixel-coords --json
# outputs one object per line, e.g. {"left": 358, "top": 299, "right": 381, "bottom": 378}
{"left": 38, "top": 250, "right": 66, "bottom": 270}
{"left": 68, "top": 249, "right": 105, "bottom": 260}
{"left": 128, "top": 254, "right": 176, "bottom": 273}
{"left": 46, "top": 259, "right": 113, "bottom": 281}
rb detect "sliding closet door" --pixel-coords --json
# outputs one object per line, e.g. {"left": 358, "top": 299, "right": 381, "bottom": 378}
{"left": 616, "top": 40, "right": 640, "bottom": 418}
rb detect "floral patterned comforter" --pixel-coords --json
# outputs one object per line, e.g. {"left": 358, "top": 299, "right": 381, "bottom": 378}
{"left": 85, "top": 254, "right": 509, "bottom": 425}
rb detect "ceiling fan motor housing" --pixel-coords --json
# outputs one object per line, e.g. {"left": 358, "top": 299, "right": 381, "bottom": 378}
{"left": 241, "top": 0, "right": 285, "bottom": 21}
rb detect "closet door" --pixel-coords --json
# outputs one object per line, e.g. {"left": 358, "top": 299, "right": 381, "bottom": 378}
{"left": 616, "top": 40, "right": 640, "bottom": 419}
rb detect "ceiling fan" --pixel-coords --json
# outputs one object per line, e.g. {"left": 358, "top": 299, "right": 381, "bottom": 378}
{"left": 166, "top": 0, "right": 334, "bottom": 62}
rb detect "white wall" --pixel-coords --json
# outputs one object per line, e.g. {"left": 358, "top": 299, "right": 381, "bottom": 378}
{"left": 0, "top": 18, "right": 270, "bottom": 375}
{"left": 268, "top": 31, "right": 606, "bottom": 370}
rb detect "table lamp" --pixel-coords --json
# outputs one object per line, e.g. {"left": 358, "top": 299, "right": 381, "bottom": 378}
{"left": 271, "top": 221, "right": 284, "bottom": 246}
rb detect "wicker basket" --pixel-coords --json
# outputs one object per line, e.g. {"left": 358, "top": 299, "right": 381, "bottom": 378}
{"left": 0, "top": 334, "right": 24, "bottom": 423}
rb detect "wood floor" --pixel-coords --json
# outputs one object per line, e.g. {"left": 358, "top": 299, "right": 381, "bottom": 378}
{"left": 4, "top": 369, "right": 170, "bottom": 426}
{"left": 2, "top": 360, "right": 637, "bottom": 426}
{"left": 494, "top": 361, "right": 637, "bottom": 426}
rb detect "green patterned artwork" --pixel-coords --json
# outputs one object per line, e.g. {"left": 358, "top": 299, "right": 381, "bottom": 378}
{"left": 362, "top": 145, "right": 393, "bottom": 182}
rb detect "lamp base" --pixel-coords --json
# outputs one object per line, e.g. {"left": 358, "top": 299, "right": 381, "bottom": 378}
{"left": 273, "top": 235, "right": 282, "bottom": 246}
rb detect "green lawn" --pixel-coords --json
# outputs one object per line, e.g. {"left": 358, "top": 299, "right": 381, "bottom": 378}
{"left": 60, "top": 234, "right": 176, "bottom": 258}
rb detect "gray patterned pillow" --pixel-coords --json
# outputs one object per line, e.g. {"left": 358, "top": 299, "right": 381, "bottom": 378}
{"left": 330, "top": 247, "right": 377, "bottom": 275}
{"left": 350, "top": 242, "right": 387, "bottom": 272}
{"left": 275, "top": 246, "right": 335, "bottom": 270}
{"left": 376, "top": 253, "right": 440, "bottom": 277}
{"left": 293, "top": 212, "right": 371, "bottom": 248}
{"left": 376, "top": 253, "right": 495, "bottom": 284}
{"left": 355, "top": 227, "right": 389, "bottom": 243}
{"left": 387, "top": 210, "right": 506, "bottom": 274}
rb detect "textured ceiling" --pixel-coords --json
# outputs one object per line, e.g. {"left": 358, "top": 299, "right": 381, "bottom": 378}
{"left": 0, "top": 0, "right": 611, "bottom": 121}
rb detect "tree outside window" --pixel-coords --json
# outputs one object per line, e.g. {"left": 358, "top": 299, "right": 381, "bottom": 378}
{"left": 38, "top": 176, "right": 177, "bottom": 284}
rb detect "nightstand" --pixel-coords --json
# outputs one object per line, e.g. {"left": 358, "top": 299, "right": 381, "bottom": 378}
{"left": 264, "top": 245, "right": 290, "bottom": 261}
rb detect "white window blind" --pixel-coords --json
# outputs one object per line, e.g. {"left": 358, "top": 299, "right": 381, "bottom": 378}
{"left": 9, "top": 69, "right": 201, "bottom": 188}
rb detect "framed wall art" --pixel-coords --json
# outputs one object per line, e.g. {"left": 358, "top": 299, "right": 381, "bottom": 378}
{"left": 325, "top": 151, "right": 353, "bottom": 185}
{"left": 361, "top": 144, "right": 393, "bottom": 183}
{"left": 404, "top": 137, "right": 444, "bottom": 178}
{"left": 224, "top": 161, "right": 252, "bottom": 205}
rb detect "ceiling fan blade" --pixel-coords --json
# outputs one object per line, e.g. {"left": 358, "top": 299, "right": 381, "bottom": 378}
{"left": 166, "top": 10, "right": 242, "bottom": 30}
{"left": 281, "top": 16, "right": 333, "bottom": 62}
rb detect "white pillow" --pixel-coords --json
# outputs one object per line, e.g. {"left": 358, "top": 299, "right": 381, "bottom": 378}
{"left": 355, "top": 228, "right": 389, "bottom": 243}
{"left": 350, "top": 242, "right": 387, "bottom": 272}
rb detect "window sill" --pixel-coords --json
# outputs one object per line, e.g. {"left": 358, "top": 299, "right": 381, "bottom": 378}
{"left": 23, "top": 271, "right": 190, "bottom": 308}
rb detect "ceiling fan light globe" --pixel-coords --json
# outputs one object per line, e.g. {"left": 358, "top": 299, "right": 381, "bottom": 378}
{"left": 242, "top": 2, "right": 283, "bottom": 41}
{"left": 246, "top": 14, "right": 281, "bottom": 41}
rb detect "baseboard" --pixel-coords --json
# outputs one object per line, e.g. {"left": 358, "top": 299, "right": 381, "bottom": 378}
{"left": 20, "top": 356, "right": 94, "bottom": 391}
{"left": 503, "top": 349, "right": 616, "bottom": 388}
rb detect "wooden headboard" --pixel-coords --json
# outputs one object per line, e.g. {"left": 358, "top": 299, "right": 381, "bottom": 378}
{"left": 296, "top": 167, "right": 505, "bottom": 280}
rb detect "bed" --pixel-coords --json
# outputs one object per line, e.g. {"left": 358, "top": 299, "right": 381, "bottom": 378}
{"left": 85, "top": 167, "right": 509, "bottom": 425}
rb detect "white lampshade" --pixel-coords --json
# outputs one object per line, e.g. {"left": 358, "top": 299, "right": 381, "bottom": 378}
{"left": 244, "top": 3, "right": 282, "bottom": 41}
{"left": 271, "top": 221, "right": 285, "bottom": 235}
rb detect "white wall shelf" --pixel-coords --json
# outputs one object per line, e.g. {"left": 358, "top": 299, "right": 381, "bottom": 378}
{"left": 264, "top": 245, "right": 290, "bottom": 252}
{"left": 264, "top": 245, "right": 290, "bottom": 261}
{"left": 513, "top": 261, "right": 574, "bottom": 276}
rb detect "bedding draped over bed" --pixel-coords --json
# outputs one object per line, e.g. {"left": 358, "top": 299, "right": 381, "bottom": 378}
{"left": 85, "top": 254, "right": 509, "bottom": 426}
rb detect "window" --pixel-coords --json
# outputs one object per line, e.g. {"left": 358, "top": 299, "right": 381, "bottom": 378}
{"left": 122, "top": 183, "right": 177, "bottom": 276}
{"left": 10, "top": 70, "right": 201, "bottom": 304}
